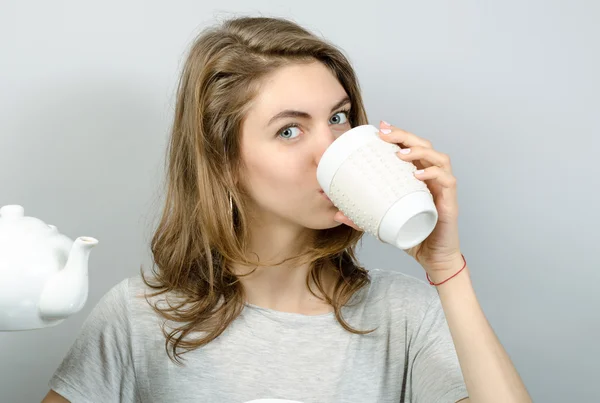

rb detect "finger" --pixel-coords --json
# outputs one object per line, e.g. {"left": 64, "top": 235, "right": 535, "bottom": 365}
{"left": 379, "top": 121, "right": 432, "bottom": 149}
{"left": 414, "top": 166, "right": 457, "bottom": 188}
{"left": 396, "top": 146, "right": 452, "bottom": 171}
{"left": 334, "top": 211, "right": 362, "bottom": 231}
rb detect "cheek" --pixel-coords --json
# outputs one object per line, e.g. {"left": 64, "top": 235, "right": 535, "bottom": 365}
{"left": 244, "top": 152, "right": 311, "bottom": 195}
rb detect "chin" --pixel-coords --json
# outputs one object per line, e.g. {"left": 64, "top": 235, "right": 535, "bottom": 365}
{"left": 308, "top": 223, "right": 342, "bottom": 231}
{"left": 302, "top": 215, "right": 344, "bottom": 231}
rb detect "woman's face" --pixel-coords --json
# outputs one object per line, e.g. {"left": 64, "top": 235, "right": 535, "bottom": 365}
{"left": 239, "top": 61, "right": 352, "bottom": 231}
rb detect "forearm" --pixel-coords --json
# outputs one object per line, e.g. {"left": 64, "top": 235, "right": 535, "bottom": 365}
{"left": 429, "top": 264, "right": 532, "bottom": 403}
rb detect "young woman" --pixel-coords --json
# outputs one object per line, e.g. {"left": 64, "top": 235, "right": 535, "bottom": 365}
{"left": 43, "top": 16, "right": 531, "bottom": 403}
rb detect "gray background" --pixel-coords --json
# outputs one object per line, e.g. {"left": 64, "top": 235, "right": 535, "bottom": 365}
{"left": 1, "top": 0, "right": 598, "bottom": 402}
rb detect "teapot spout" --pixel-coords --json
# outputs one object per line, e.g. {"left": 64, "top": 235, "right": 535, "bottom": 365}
{"left": 38, "top": 236, "right": 99, "bottom": 319}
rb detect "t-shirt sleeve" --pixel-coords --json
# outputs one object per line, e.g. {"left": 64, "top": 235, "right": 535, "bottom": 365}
{"left": 48, "top": 278, "right": 138, "bottom": 403}
{"left": 410, "top": 292, "right": 469, "bottom": 403}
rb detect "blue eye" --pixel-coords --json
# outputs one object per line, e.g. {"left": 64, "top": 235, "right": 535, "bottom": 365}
{"left": 279, "top": 126, "right": 301, "bottom": 140}
{"left": 329, "top": 111, "right": 349, "bottom": 125}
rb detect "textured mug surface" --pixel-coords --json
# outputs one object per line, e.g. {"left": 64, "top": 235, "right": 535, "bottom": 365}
{"left": 317, "top": 125, "right": 438, "bottom": 249}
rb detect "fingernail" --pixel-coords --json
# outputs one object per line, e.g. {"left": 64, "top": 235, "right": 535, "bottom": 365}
{"left": 414, "top": 169, "right": 425, "bottom": 175}
{"left": 399, "top": 148, "right": 411, "bottom": 154}
{"left": 381, "top": 120, "right": 391, "bottom": 127}
{"left": 380, "top": 128, "right": 392, "bottom": 134}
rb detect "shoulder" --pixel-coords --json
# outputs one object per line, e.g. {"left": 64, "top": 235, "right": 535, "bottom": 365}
{"left": 367, "top": 268, "right": 437, "bottom": 304}
{"left": 87, "top": 274, "right": 159, "bottom": 326}
{"left": 73, "top": 277, "right": 134, "bottom": 341}
{"left": 48, "top": 278, "right": 143, "bottom": 402}
{"left": 120, "top": 273, "right": 178, "bottom": 327}
{"left": 364, "top": 268, "right": 440, "bottom": 322}
{"left": 105, "top": 273, "right": 162, "bottom": 306}
{"left": 86, "top": 277, "right": 130, "bottom": 319}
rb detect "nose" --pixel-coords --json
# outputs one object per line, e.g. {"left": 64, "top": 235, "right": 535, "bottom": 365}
{"left": 314, "top": 126, "right": 339, "bottom": 166}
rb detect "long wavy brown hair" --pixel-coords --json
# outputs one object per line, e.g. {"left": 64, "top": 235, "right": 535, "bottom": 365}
{"left": 142, "top": 16, "right": 376, "bottom": 365}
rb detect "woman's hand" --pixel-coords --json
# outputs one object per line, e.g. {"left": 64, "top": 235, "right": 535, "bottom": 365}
{"left": 334, "top": 120, "right": 463, "bottom": 276}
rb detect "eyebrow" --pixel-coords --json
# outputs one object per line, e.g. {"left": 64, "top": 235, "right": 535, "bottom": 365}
{"left": 267, "top": 96, "right": 351, "bottom": 126}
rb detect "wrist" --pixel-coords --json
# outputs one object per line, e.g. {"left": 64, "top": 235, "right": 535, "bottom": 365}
{"left": 425, "top": 253, "right": 467, "bottom": 285}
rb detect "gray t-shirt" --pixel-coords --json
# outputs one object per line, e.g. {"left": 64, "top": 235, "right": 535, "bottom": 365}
{"left": 48, "top": 269, "right": 468, "bottom": 403}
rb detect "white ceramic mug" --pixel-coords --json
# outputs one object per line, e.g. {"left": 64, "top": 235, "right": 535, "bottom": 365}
{"left": 317, "top": 124, "right": 438, "bottom": 250}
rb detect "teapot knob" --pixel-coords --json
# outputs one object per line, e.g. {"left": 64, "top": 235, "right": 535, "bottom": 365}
{"left": 0, "top": 205, "right": 25, "bottom": 218}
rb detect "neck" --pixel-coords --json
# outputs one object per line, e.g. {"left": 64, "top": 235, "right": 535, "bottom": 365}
{"left": 231, "top": 216, "right": 335, "bottom": 315}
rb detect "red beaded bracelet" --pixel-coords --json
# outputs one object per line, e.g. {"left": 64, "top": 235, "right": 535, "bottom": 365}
{"left": 426, "top": 254, "right": 467, "bottom": 286}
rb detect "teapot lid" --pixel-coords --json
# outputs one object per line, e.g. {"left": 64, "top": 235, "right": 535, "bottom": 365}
{"left": 0, "top": 205, "right": 59, "bottom": 247}
{"left": 0, "top": 205, "right": 25, "bottom": 218}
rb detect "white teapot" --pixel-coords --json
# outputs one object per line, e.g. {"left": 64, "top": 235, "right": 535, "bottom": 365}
{"left": 0, "top": 204, "right": 98, "bottom": 331}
